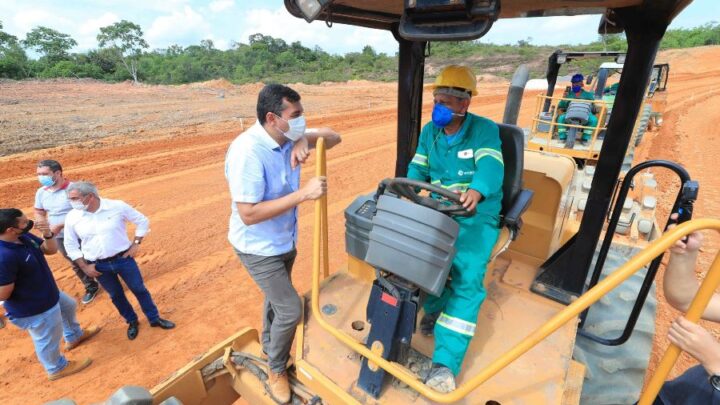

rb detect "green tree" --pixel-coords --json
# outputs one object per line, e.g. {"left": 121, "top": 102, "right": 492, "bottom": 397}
{"left": 97, "top": 20, "right": 149, "bottom": 84}
{"left": 0, "top": 21, "right": 29, "bottom": 78}
{"left": 21, "top": 26, "right": 77, "bottom": 62}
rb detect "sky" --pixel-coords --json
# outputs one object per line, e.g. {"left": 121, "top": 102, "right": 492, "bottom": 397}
{"left": 0, "top": 0, "right": 717, "bottom": 56}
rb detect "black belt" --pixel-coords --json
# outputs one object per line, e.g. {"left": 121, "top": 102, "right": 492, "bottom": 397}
{"left": 93, "top": 248, "right": 129, "bottom": 264}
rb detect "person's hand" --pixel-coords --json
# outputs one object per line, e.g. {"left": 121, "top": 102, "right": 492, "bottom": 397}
{"left": 82, "top": 263, "right": 101, "bottom": 278}
{"left": 668, "top": 213, "right": 703, "bottom": 255}
{"left": 291, "top": 136, "right": 310, "bottom": 169}
{"left": 35, "top": 219, "right": 52, "bottom": 237}
{"left": 668, "top": 316, "right": 720, "bottom": 375}
{"left": 123, "top": 244, "right": 140, "bottom": 258}
{"left": 457, "top": 189, "right": 482, "bottom": 212}
{"left": 301, "top": 176, "right": 327, "bottom": 201}
{"left": 50, "top": 223, "right": 64, "bottom": 235}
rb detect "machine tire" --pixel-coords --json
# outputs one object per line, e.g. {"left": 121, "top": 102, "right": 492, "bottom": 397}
{"left": 573, "top": 245, "right": 657, "bottom": 405}
{"left": 634, "top": 104, "right": 653, "bottom": 147}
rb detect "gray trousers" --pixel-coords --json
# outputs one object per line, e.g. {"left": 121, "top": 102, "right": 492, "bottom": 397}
{"left": 57, "top": 237, "right": 99, "bottom": 292}
{"left": 235, "top": 248, "right": 300, "bottom": 373}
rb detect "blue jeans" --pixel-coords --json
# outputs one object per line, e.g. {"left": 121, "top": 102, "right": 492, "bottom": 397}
{"left": 94, "top": 256, "right": 159, "bottom": 324}
{"left": 9, "top": 291, "right": 83, "bottom": 375}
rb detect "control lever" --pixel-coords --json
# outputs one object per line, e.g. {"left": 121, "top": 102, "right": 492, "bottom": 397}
{"left": 669, "top": 180, "right": 699, "bottom": 241}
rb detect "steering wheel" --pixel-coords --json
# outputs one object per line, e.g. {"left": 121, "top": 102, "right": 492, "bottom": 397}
{"left": 379, "top": 178, "right": 475, "bottom": 217}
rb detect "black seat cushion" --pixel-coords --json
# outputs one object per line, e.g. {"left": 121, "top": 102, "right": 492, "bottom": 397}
{"left": 496, "top": 123, "right": 524, "bottom": 216}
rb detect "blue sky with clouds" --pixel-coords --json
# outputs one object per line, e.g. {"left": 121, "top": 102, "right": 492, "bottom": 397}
{"left": 0, "top": 0, "right": 717, "bottom": 56}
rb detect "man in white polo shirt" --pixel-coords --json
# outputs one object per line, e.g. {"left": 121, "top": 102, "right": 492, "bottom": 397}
{"left": 34, "top": 160, "right": 100, "bottom": 304}
{"left": 63, "top": 181, "right": 174, "bottom": 341}
{"left": 225, "top": 84, "right": 341, "bottom": 404}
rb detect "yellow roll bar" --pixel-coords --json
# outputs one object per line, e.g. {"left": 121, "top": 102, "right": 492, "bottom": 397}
{"left": 312, "top": 137, "right": 720, "bottom": 403}
{"left": 530, "top": 94, "right": 608, "bottom": 159}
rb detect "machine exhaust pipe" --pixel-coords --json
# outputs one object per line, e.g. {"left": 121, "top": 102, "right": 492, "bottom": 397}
{"left": 502, "top": 64, "right": 530, "bottom": 126}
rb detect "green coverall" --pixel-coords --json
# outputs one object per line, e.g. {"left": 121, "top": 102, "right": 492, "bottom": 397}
{"left": 557, "top": 89, "right": 598, "bottom": 142}
{"left": 407, "top": 113, "right": 504, "bottom": 376}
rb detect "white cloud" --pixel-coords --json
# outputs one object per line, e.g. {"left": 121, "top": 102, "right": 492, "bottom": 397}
{"left": 209, "top": 0, "right": 234, "bottom": 13}
{"left": 146, "top": 5, "right": 211, "bottom": 49}
{"left": 483, "top": 15, "right": 600, "bottom": 45}
{"left": 76, "top": 12, "right": 120, "bottom": 50}
{"left": 12, "top": 9, "right": 73, "bottom": 35}
{"left": 241, "top": 7, "right": 397, "bottom": 55}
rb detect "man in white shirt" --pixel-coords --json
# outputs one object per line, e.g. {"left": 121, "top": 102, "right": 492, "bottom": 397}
{"left": 34, "top": 160, "right": 100, "bottom": 304}
{"left": 225, "top": 83, "right": 341, "bottom": 403}
{"left": 64, "top": 181, "right": 174, "bottom": 340}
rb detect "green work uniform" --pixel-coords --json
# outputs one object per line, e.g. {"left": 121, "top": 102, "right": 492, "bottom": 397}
{"left": 557, "top": 89, "right": 598, "bottom": 141}
{"left": 407, "top": 113, "right": 503, "bottom": 376}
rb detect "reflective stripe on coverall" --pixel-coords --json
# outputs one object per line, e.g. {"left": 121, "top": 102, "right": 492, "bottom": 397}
{"left": 407, "top": 113, "right": 504, "bottom": 375}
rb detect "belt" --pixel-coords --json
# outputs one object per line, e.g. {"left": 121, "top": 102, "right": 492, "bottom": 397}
{"left": 93, "top": 248, "right": 130, "bottom": 264}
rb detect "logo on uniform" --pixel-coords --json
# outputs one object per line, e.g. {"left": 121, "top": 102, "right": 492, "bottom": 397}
{"left": 458, "top": 170, "right": 475, "bottom": 176}
{"left": 458, "top": 149, "right": 473, "bottom": 159}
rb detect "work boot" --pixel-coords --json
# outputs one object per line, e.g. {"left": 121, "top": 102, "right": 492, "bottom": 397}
{"left": 48, "top": 358, "right": 92, "bottom": 381}
{"left": 267, "top": 370, "right": 291, "bottom": 404}
{"left": 425, "top": 364, "right": 456, "bottom": 393}
{"left": 420, "top": 311, "right": 440, "bottom": 336}
{"left": 65, "top": 325, "right": 101, "bottom": 351}
{"left": 81, "top": 288, "right": 99, "bottom": 304}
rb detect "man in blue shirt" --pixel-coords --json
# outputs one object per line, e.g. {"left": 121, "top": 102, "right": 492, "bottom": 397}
{"left": 225, "top": 84, "right": 341, "bottom": 404}
{"left": 0, "top": 208, "right": 100, "bottom": 380}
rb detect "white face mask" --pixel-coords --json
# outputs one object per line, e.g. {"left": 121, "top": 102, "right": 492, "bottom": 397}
{"left": 70, "top": 201, "right": 88, "bottom": 211}
{"left": 70, "top": 196, "right": 90, "bottom": 211}
{"left": 276, "top": 114, "right": 306, "bottom": 142}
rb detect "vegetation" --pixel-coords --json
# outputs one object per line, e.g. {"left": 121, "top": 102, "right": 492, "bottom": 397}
{"left": 0, "top": 20, "right": 718, "bottom": 84}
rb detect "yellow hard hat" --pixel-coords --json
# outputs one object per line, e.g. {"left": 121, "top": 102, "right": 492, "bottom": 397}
{"left": 433, "top": 65, "right": 478, "bottom": 97}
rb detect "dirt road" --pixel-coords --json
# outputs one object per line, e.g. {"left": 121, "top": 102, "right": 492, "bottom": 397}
{"left": 0, "top": 46, "right": 718, "bottom": 404}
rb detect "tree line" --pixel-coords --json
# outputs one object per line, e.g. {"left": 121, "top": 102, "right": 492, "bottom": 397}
{"left": 0, "top": 20, "right": 718, "bottom": 85}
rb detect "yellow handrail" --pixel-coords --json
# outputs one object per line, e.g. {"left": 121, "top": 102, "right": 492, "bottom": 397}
{"left": 639, "top": 237, "right": 720, "bottom": 404}
{"left": 313, "top": 137, "right": 720, "bottom": 403}
{"left": 531, "top": 93, "right": 608, "bottom": 158}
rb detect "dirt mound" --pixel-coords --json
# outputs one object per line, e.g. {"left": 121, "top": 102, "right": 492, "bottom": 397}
{"left": 476, "top": 73, "right": 506, "bottom": 83}
{"left": 189, "top": 78, "right": 236, "bottom": 90}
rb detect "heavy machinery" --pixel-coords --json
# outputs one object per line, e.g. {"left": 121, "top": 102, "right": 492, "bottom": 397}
{"left": 47, "top": 1, "right": 710, "bottom": 405}
{"left": 526, "top": 51, "right": 670, "bottom": 167}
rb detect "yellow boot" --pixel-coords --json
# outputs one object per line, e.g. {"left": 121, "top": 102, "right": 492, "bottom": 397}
{"left": 267, "top": 370, "right": 291, "bottom": 404}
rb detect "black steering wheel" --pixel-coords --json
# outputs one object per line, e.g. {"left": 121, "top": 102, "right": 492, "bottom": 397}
{"left": 378, "top": 178, "right": 475, "bottom": 217}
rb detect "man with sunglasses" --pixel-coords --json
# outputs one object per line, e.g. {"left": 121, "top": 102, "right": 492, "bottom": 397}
{"left": 0, "top": 208, "right": 100, "bottom": 380}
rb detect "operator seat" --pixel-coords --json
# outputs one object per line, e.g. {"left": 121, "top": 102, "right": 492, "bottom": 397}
{"left": 490, "top": 123, "right": 534, "bottom": 260}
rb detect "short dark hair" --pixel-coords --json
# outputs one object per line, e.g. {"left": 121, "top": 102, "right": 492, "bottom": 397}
{"left": 38, "top": 159, "right": 62, "bottom": 172}
{"left": 256, "top": 84, "right": 301, "bottom": 125}
{"left": 0, "top": 208, "right": 22, "bottom": 233}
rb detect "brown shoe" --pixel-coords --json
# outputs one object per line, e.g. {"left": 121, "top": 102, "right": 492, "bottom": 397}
{"left": 65, "top": 325, "right": 101, "bottom": 351}
{"left": 48, "top": 358, "right": 92, "bottom": 381}
{"left": 267, "top": 370, "right": 291, "bottom": 404}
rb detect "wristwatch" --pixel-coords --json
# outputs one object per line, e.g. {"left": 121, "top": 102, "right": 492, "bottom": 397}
{"left": 43, "top": 232, "right": 54, "bottom": 240}
{"left": 133, "top": 239, "right": 142, "bottom": 245}
{"left": 710, "top": 374, "right": 720, "bottom": 392}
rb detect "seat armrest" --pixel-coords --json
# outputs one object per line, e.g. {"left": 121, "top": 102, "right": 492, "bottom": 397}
{"left": 502, "top": 189, "right": 534, "bottom": 239}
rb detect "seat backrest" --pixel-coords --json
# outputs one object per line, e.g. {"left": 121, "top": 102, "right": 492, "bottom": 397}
{"left": 496, "top": 123, "right": 524, "bottom": 216}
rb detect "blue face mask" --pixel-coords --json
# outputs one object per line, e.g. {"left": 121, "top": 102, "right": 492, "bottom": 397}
{"left": 38, "top": 175, "right": 55, "bottom": 187}
{"left": 571, "top": 84, "right": 582, "bottom": 93}
{"left": 432, "top": 103, "right": 464, "bottom": 128}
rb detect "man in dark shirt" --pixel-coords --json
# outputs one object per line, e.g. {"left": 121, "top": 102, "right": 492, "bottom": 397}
{"left": 0, "top": 208, "right": 100, "bottom": 380}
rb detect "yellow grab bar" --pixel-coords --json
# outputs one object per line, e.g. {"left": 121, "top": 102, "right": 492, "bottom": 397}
{"left": 639, "top": 233, "right": 720, "bottom": 404}
{"left": 313, "top": 136, "right": 720, "bottom": 403}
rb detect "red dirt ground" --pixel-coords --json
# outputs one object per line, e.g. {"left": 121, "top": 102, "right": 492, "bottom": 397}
{"left": 0, "top": 45, "right": 718, "bottom": 404}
